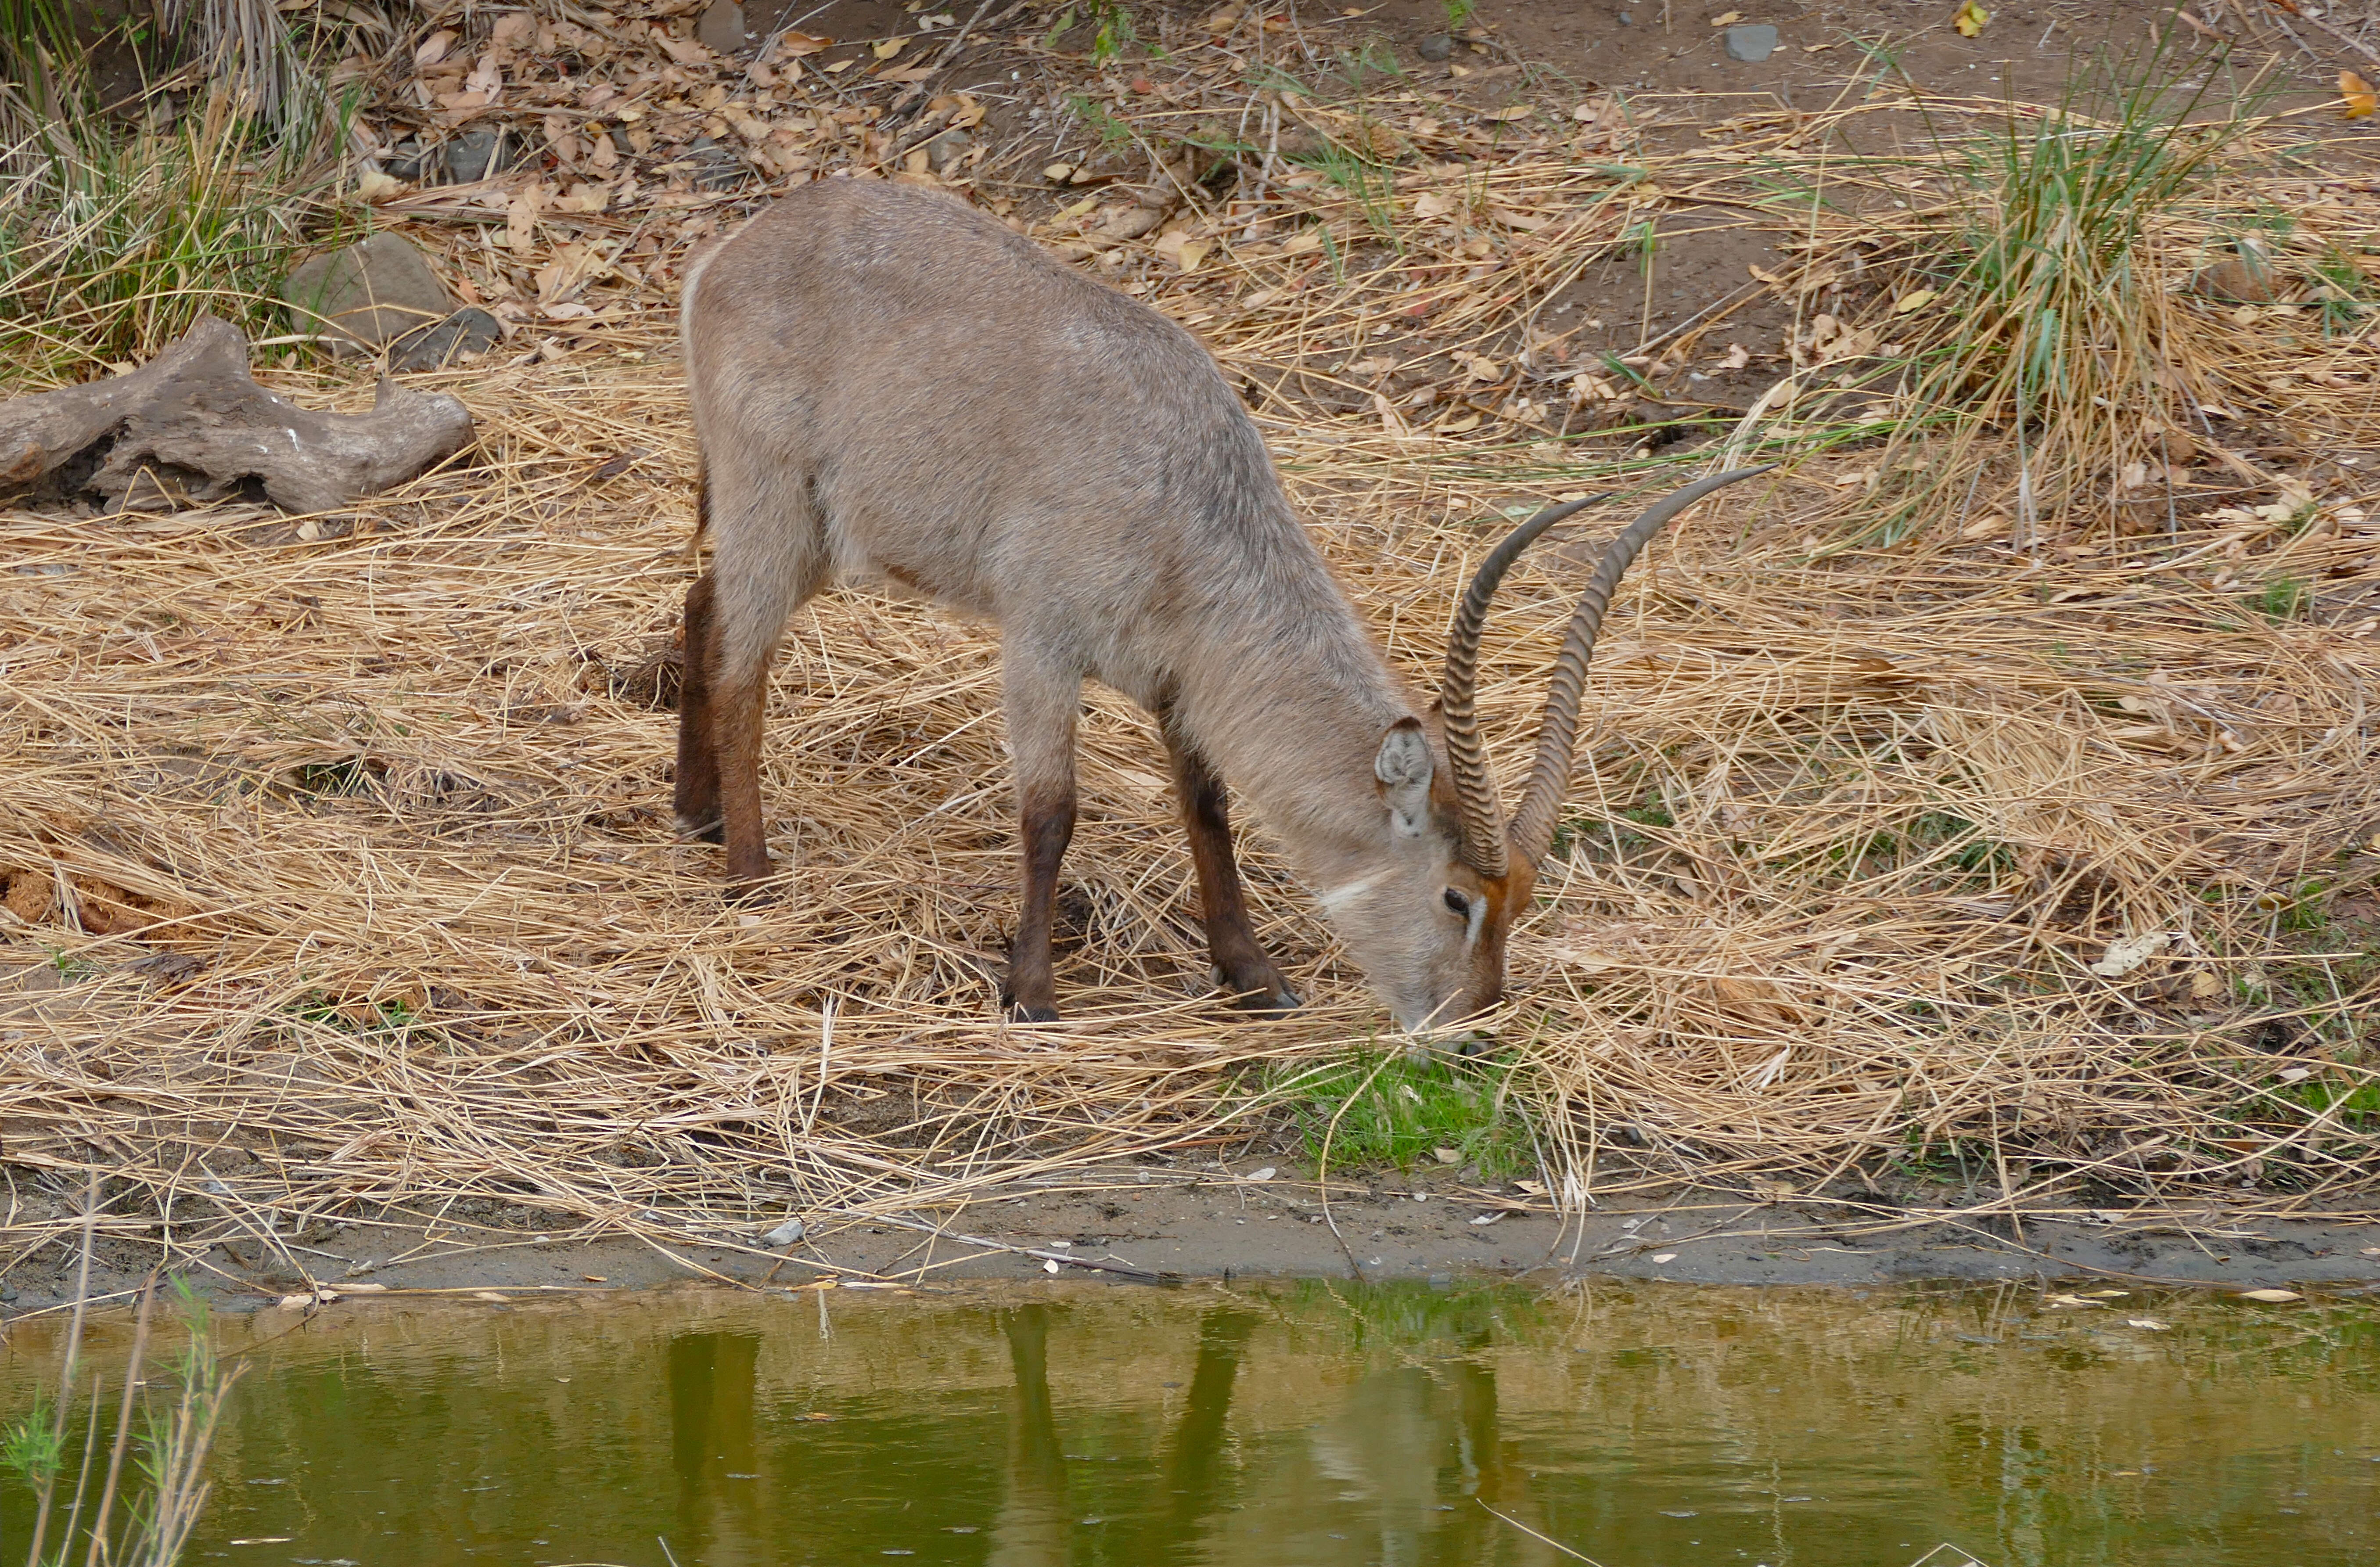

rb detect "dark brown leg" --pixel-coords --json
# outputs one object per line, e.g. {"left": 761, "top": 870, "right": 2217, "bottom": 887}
{"left": 673, "top": 571, "right": 723, "bottom": 844}
{"left": 1001, "top": 652, "right": 1081, "bottom": 1021}
{"left": 713, "top": 656, "right": 775, "bottom": 891}
{"left": 1004, "top": 782, "right": 1076, "bottom": 1022}
{"left": 1162, "top": 718, "right": 1298, "bottom": 1015}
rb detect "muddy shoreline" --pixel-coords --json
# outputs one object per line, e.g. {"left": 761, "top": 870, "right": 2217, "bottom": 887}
{"left": 6, "top": 1168, "right": 2375, "bottom": 1320}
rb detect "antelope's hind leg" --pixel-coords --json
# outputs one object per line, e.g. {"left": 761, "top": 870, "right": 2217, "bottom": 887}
{"left": 1001, "top": 648, "right": 1081, "bottom": 1023}
{"left": 1161, "top": 714, "right": 1298, "bottom": 1016}
{"left": 675, "top": 458, "right": 825, "bottom": 894}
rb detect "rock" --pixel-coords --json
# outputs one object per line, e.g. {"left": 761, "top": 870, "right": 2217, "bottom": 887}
{"left": 1103, "top": 204, "right": 1167, "bottom": 240}
{"left": 1416, "top": 32, "right": 1452, "bottom": 61}
{"left": 388, "top": 306, "right": 504, "bottom": 373}
{"left": 762, "top": 1215, "right": 806, "bottom": 1249}
{"left": 1723, "top": 23, "right": 1778, "bottom": 62}
{"left": 923, "top": 126, "right": 972, "bottom": 173}
{"left": 2196, "top": 250, "right": 2282, "bottom": 303}
{"left": 697, "top": 0, "right": 749, "bottom": 54}
{"left": 670, "top": 134, "right": 746, "bottom": 189}
{"left": 443, "top": 128, "right": 505, "bottom": 183}
{"left": 282, "top": 232, "right": 456, "bottom": 353}
{"left": 381, "top": 139, "right": 429, "bottom": 181}
{"left": 0, "top": 315, "right": 475, "bottom": 514}
{"left": 1617, "top": 10, "right": 1632, "bottom": 23}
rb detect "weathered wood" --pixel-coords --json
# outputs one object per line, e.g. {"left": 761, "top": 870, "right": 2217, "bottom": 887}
{"left": 0, "top": 315, "right": 475, "bottom": 514}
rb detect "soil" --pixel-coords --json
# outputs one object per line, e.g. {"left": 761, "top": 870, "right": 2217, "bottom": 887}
{"left": 4, "top": 1164, "right": 2374, "bottom": 1319}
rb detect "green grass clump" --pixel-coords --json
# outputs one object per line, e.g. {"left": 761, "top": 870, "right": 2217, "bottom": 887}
{"left": 1267, "top": 1053, "right": 1531, "bottom": 1177}
{"left": 0, "top": 88, "right": 334, "bottom": 374}
{"left": 1869, "top": 38, "right": 2268, "bottom": 534}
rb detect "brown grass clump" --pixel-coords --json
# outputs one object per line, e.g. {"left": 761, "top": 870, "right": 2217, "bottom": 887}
{"left": 2, "top": 8, "right": 2377, "bottom": 1279}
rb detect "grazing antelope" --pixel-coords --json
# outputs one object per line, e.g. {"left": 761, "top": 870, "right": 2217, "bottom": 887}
{"left": 675, "top": 178, "right": 1768, "bottom": 1041}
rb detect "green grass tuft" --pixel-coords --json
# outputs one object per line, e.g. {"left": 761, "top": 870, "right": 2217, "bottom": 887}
{"left": 1265, "top": 1053, "right": 1532, "bottom": 1177}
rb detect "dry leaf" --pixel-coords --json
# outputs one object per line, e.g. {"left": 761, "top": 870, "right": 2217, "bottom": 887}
{"left": 2344, "top": 71, "right": 2378, "bottom": 119}
{"left": 1953, "top": 0, "right": 1988, "bottom": 36}
{"left": 2089, "top": 931, "right": 2170, "bottom": 978}
{"left": 773, "top": 30, "right": 830, "bottom": 58}
{"left": 1893, "top": 288, "right": 1937, "bottom": 314}
{"left": 413, "top": 28, "right": 456, "bottom": 67}
{"left": 1710, "top": 10, "right": 1744, "bottom": 24}
{"left": 2239, "top": 1287, "right": 2304, "bottom": 1303}
{"left": 873, "top": 36, "right": 907, "bottom": 59}
{"left": 2126, "top": 1318, "right": 2171, "bottom": 1330}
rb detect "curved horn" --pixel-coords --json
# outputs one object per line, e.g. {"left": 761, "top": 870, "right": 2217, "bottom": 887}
{"left": 1505, "top": 465, "right": 1777, "bottom": 869}
{"left": 1439, "top": 492, "right": 1612, "bottom": 878}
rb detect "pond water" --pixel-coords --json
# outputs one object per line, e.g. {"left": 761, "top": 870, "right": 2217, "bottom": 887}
{"left": 4, "top": 1279, "right": 2376, "bottom": 1567}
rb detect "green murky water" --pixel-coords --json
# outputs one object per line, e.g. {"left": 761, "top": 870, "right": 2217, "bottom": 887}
{"left": 5, "top": 1280, "right": 2378, "bottom": 1567}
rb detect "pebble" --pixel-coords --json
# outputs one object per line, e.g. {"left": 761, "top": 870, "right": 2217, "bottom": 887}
{"left": 1417, "top": 32, "right": 1452, "bottom": 61}
{"left": 1723, "top": 22, "right": 1778, "bottom": 62}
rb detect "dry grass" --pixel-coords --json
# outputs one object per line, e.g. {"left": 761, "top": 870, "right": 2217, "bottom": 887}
{"left": 3, "top": 7, "right": 2378, "bottom": 1280}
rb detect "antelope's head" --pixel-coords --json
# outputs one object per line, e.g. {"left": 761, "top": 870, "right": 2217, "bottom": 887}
{"left": 1323, "top": 467, "right": 1774, "bottom": 1050}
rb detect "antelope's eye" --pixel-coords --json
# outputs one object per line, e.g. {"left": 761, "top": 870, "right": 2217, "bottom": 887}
{"left": 1443, "top": 888, "right": 1471, "bottom": 918}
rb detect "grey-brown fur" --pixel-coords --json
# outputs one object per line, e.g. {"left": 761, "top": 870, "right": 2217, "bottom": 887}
{"left": 675, "top": 178, "right": 1765, "bottom": 1040}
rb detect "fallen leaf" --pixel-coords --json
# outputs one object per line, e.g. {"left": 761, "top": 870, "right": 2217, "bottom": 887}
{"left": 356, "top": 168, "right": 403, "bottom": 201}
{"left": 2238, "top": 1287, "right": 2303, "bottom": 1303}
{"left": 655, "top": 33, "right": 713, "bottom": 65}
{"left": 2126, "top": 1318, "right": 2172, "bottom": 1330}
{"left": 473, "top": 1290, "right": 512, "bottom": 1303}
{"left": 413, "top": 28, "right": 457, "bottom": 67}
{"left": 2090, "top": 931, "right": 2171, "bottom": 978}
{"left": 1480, "top": 105, "right": 1533, "bottom": 122}
{"left": 1650, "top": 1251, "right": 1677, "bottom": 1262}
{"left": 772, "top": 30, "right": 830, "bottom": 58}
{"left": 1722, "top": 342, "right": 1750, "bottom": 369}
{"left": 873, "top": 35, "right": 907, "bottom": 59}
{"left": 1439, "top": 411, "right": 1484, "bottom": 434}
{"left": 1893, "top": 287, "right": 1937, "bottom": 314}
{"left": 1953, "top": 0, "right": 1988, "bottom": 36}
{"left": 2344, "top": 70, "right": 2378, "bottom": 120}
{"left": 1469, "top": 1211, "right": 1506, "bottom": 1226}
{"left": 1432, "top": 1146, "right": 1461, "bottom": 1164}
{"left": 1710, "top": 10, "right": 1744, "bottom": 24}
{"left": 2043, "top": 1293, "right": 2105, "bottom": 1308}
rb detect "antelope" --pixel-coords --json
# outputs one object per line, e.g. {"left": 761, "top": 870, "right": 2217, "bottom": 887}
{"left": 675, "top": 178, "right": 1768, "bottom": 1043}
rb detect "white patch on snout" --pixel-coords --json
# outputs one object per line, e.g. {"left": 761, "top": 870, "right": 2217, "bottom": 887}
{"left": 1316, "top": 870, "right": 1392, "bottom": 915}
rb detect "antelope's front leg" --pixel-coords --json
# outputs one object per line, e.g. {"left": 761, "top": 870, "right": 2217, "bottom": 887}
{"left": 1002, "top": 652, "right": 1081, "bottom": 1022}
{"left": 1160, "top": 718, "right": 1297, "bottom": 1015}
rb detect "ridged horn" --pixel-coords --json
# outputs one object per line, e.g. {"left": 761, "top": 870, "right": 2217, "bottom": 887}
{"left": 1504, "top": 465, "right": 1777, "bottom": 869}
{"left": 1438, "top": 492, "right": 1613, "bottom": 879}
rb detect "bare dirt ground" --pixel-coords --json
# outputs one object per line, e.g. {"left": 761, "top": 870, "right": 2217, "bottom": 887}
{"left": 7, "top": 0, "right": 2380, "bottom": 1319}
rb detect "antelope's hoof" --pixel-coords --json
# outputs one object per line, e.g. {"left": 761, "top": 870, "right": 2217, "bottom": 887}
{"left": 1007, "top": 1002, "right": 1062, "bottom": 1024}
{"left": 1212, "top": 964, "right": 1299, "bottom": 1018}
{"left": 724, "top": 877, "right": 779, "bottom": 906}
{"left": 675, "top": 809, "right": 725, "bottom": 845}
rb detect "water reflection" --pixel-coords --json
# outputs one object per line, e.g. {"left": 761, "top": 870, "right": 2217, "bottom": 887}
{"left": 1, "top": 1280, "right": 2374, "bottom": 1567}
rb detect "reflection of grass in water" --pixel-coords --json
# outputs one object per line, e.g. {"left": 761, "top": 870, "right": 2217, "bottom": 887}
{"left": 1286, "top": 1278, "right": 1538, "bottom": 1353}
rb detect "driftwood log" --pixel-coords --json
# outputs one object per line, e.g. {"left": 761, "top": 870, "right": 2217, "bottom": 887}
{"left": 0, "top": 315, "right": 475, "bottom": 514}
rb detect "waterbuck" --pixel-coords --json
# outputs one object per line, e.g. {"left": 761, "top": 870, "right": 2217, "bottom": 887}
{"left": 675, "top": 178, "right": 1767, "bottom": 1040}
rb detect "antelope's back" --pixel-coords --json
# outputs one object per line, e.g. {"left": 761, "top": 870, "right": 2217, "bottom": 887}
{"left": 681, "top": 181, "right": 1302, "bottom": 643}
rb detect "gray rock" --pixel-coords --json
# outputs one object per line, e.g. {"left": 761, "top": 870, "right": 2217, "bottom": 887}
{"left": 696, "top": 0, "right": 748, "bottom": 54}
{"left": 762, "top": 1215, "right": 806, "bottom": 1249}
{"left": 388, "top": 306, "right": 503, "bottom": 372}
{"left": 381, "top": 139, "right": 429, "bottom": 182}
{"left": 924, "top": 126, "right": 973, "bottom": 173}
{"left": 1416, "top": 32, "right": 1452, "bottom": 61}
{"left": 443, "top": 128, "right": 504, "bottom": 183}
{"left": 670, "top": 134, "right": 746, "bottom": 190}
{"left": 1616, "top": 10, "right": 1632, "bottom": 23}
{"left": 1723, "top": 22, "right": 1778, "bottom": 62}
{"left": 282, "top": 233, "right": 456, "bottom": 353}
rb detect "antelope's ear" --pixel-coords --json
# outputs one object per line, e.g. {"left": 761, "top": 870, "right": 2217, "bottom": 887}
{"left": 1373, "top": 717, "right": 1434, "bottom": 839}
